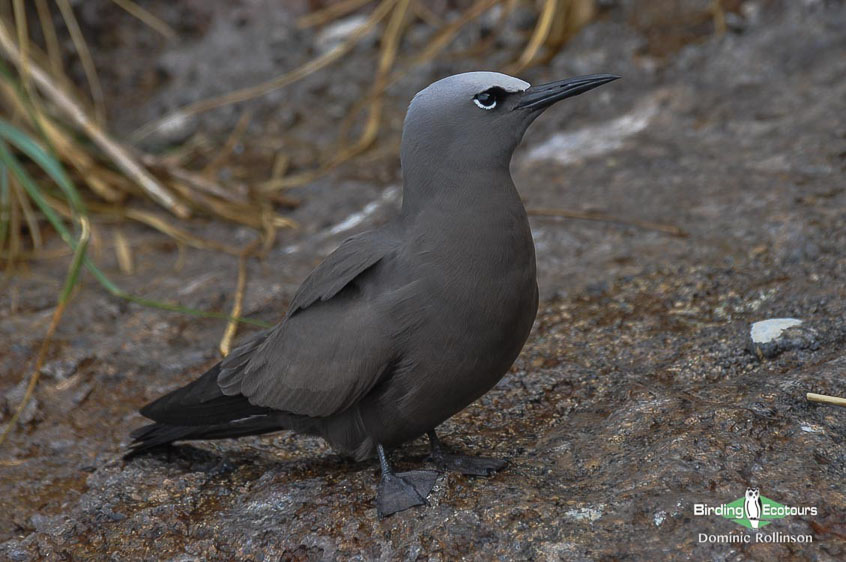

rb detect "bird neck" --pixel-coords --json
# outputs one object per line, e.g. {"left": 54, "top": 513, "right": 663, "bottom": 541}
{"left": 399, "top": 147, "right": 516, "bottom": 218}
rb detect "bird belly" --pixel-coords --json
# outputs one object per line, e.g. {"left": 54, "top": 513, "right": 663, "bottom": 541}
{"left": 361, "top": 268, "right": 538, "bottom": 449}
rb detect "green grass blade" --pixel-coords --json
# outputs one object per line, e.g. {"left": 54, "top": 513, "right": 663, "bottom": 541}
{"left": 0, "top": 118, "right": 84, "bottom": 216}
{"left": 120, "top": 294, "right": 272, "bottom": 327}
{"left": 0, "top": 164, "right": 9, "bottom": 252}
{"left": 59, "top": 217, "right": 90, "bottom": 303}
{"left": 0, "top": 139, "right": 71, "bottom": 243}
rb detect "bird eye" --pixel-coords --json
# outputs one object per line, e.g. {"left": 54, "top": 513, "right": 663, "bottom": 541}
{"left": 473, "top": 91, "right": 498, "bottom": 110}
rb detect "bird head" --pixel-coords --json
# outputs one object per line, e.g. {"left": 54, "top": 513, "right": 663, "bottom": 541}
{"left": 400, "top": 71, "right": 619, "bottom": 179}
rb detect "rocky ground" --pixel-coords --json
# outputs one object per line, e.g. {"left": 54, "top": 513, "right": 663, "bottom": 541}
{"left": 1, "top": 1, "right": 844, "bottom": 560}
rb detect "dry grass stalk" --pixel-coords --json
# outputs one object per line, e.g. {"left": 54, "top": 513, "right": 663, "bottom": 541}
{"left": 546, "top": 0, "right": 596, "bottom": 52}
{"left": 113, "top": 227, "right": 134, "bottom": 274}
{"left": 806, "top": 393, "right": 846, "bottom": 408}
{"left": 298, "top": 0, "right": 374, "bottom": 28}
{"left": 411, "top": 0, "right": 444, "bottom": 28}
{"left": 43, "top": 193, "right": 244, "bottom": 255}
{"left": 110, "top": 0, "right": 177, "bottom": 39}
{"left": 11, "top": 0, "right": 28, "bottom": 90}
{"left": 54, "top": 0, "right": 106, "bottom": 124}
{"left": 33, "top": 0, "right": 62, "bottom": 75}
{"left": 712, "top": 0, "right": 727, "bottom": 35}
{"left": 219, "top": 239, "right": 261, "bottom": 356}
{"left": 12, "top": 174, "right": 40, "bottom": 249}
{"left": 3, "top": 185, "right": 20, "bottom": 273}
{"left": 140, "top": 155, "right": 248, "bottom": 205}
{"left": 528, "top": 207, "right": 688, "bottom": 237}
{"left": 202, "top": 109, "right": 253, "bottom": 178}
{"left": 325, "top": 0, "right": 411, "bottom": 169}
{"left": 4, "top": 176, "right": 20, "bottom": 268}
{"left": 0, "top": 19, "right": 191, "bottom": 218}
{"left": 512, "top": 0, "right": 558, "bottom": 71}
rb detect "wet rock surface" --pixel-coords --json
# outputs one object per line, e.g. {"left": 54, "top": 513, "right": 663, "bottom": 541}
{"left": 2, "top": 1, "right": 845, "bottom": 559}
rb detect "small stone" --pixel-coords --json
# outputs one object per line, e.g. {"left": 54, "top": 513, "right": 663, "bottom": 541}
{"left": 748, "top": 318, "right": 819, "bottom": 359}
{"left": 314, "top": 15, "right": 371, "bottom": 55}
{"left": 141, "top": 110, "right": 198, "bottom": 149}
{"left": 563, "top": 504, "right": 605, "bottom": 522}
{"left": 725, "top": 12, "right": 748, "bottom": 33}
{"left": 40, "top": 359, "right": 78, "bottom": 380}
{"left": 2, "top": 542, "right": 30, "bottom": 562}
{"left": 2, "top": 379, "right": 40, "bottom": 425}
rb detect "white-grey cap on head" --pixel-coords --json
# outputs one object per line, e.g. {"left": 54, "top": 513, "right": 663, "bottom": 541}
{"left": 411, "top": 71, "right": 531, "bottom": 107}
{"left": 400, "top": 71, "right": 619, "bottom": 196}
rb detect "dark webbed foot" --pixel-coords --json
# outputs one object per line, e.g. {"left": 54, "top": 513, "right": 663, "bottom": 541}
{"left": 376, "top": 444, "right": 439, "bottom": 518}
{"left": 377, "top": 470, "right": 439, "bottom": 517}
{"left": 426, "top": 430, "right": 507, "bottom": 476}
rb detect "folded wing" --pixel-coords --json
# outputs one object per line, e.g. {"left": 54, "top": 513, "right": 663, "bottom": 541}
{"left": 216, "top": 230, "right": 400, "bottom": 417}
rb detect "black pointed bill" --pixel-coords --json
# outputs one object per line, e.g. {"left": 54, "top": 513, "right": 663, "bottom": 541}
{"left": 514, "top": 74, "right": 620, "bottom": 111}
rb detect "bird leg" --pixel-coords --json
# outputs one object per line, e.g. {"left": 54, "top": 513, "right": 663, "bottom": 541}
{"left": 376, "top": 443, "right": 439, "bottom": 518}
{"left": 426, "top": 430, "right": 507, "bottom": 476}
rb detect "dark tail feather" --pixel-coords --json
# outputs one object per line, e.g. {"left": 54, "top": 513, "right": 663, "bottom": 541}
{"left": 124, "top": 415, "right": 288, "bottom": 459}
{"left": 140, "top": 363, "right": 274, "bottom": 427}
{"left": 124, "top": 423, "right": 198, "bottom": 458}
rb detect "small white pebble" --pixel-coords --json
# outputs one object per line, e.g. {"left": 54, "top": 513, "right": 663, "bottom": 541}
{"left": 157, "top": 111, "right": 189, "bottom": 136}
{"left": 564, "top": 505, "right": 604, "bottom": 522}
{"left": 800, "top": 424, "right": 823, "bottom": 434}
{"left": 750, "top": 318, "right": 803, "bottom": 344}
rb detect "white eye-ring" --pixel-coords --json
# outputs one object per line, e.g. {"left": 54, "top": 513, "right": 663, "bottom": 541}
{"left": 473, "top": 91, "right": 497, "bottom": 110}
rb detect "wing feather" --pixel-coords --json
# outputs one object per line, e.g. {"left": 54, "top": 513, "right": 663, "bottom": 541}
{"left": 217, "top": 229, "right": 402, "bottom": 417}
{"left": 285, "top": 231, "right": 392, "bottom": 318}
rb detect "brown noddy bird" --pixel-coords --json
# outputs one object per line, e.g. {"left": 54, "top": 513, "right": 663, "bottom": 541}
{"left": 126, "top": 71, "right": 619, "bottom": 516}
